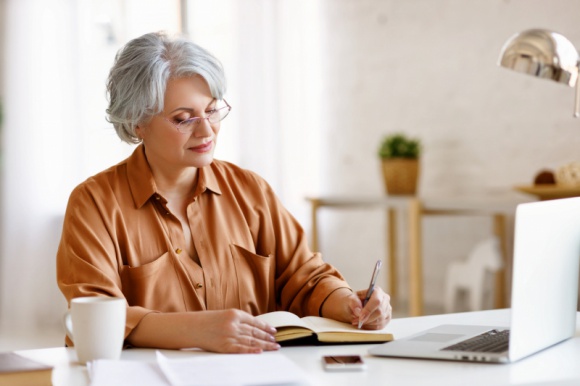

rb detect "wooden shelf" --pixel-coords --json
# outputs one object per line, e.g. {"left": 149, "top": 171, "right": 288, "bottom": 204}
{"left": 514, "top": 185, "right": 580, "bottom": 200}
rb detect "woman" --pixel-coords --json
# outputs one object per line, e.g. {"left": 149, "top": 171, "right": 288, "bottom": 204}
{"left": 57, "top": 31, "right": 392, "bottom": 353}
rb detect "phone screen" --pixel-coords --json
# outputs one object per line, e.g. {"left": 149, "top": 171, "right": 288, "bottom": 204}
{"left": 322, "top": 355, "right": 366, "bottom": 371}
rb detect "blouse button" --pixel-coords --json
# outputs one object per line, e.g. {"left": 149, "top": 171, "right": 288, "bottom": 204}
{"left": 175, "top": 248, "right": 182, "bottom": 254}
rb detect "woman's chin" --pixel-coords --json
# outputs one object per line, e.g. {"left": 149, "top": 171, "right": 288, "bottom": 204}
{"left": 186, "top": 153, "right": 215, "bottom": 168}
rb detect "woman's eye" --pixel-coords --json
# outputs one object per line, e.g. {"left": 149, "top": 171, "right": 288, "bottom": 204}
{"left": 207, "top": 108, "right": 218, "bottom": 115}
{"left": 174, "top": 115, "right": 191, "bottom": 123}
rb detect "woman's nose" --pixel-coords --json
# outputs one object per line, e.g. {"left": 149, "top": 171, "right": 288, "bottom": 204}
{"left": 193, "top": 117, "right": 213, "bottom": 137}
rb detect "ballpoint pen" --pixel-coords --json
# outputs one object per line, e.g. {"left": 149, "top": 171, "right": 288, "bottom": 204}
{"left": 358, "top": 260, "right": 382, "bottom": 329}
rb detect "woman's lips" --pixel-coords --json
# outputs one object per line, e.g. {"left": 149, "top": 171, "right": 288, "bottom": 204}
{"left": 189, "top": 141, "right": 213, "bottom": 153}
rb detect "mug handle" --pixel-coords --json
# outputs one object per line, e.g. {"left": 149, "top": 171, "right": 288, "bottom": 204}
{"left": 63, "top": 311, "right": 74, "bottom": 344}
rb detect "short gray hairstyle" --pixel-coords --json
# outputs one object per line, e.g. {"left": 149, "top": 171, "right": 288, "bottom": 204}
{"left": 106, "top": 32, "right": 227, "bottom": 144}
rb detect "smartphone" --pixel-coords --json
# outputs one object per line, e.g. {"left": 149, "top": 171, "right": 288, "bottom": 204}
{"left": 322, "top": 355, "right": 366, "bottom": 371}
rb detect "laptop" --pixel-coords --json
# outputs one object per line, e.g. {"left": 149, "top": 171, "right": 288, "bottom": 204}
{"left": 369, "top": 197, "right": 580, "bottom": 363}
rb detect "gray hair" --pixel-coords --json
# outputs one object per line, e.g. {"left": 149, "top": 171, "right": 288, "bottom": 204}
{"left": 106, "top": 32, "right": 227, "bottom": 144}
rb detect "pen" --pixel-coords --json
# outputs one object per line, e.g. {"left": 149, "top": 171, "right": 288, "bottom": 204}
{"left": 358, "top": 260, "right": 382, "bottom": 329}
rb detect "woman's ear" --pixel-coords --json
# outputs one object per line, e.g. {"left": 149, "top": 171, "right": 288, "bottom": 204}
{"left": 135, "top": 125, "right": 144, "bottom": 140}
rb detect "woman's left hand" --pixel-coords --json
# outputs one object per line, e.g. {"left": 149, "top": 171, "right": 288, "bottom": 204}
{"left": 321, "top": 287, "right": 392, "bottom": 330}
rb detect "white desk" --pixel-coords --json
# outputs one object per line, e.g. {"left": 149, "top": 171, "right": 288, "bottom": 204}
{"left": 15, "top": 309, "right": 580, "bottom": 385}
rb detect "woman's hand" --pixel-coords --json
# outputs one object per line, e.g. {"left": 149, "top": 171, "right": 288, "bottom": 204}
{"left": 196, "top": 309, "right": 280, "bottom": 353}
{"left": 353, "top": 286, "right": 392, "bottom": 330}
{"left": 321, "top": 287, "right": 392, "bottom": 330}
{"left": 127, "top": 309, "right": 280, "bottom": 353}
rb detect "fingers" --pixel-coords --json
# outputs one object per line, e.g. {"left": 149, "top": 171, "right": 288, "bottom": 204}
{"left": 347, "top": 293, "right": 364, "bottom": 321}
{"left": 353, "top": 287, "right": 393, "bottom": 330}
{"left": 241, "top": 320, "right": 279, "bottom": 350}
{"left": 361, "top": 302, "right": 392, "bottom": 329}
{"left": 226, "top": 310, "right": 280, "bottom": 354}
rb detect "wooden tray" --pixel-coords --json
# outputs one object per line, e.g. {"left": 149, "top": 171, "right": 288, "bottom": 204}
{"left": 514, "top": 185, "right": 580, "bottom": 200}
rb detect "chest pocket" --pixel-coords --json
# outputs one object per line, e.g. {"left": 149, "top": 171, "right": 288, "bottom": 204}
{"left": 120, "top": 251, "right": 184, "bottom": 311}
{"left": 229, "top": 244, "right": 276, "bottom": 315}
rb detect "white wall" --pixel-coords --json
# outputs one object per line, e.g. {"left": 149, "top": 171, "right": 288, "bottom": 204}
{"left": 312, "top": 0, "right": 580, "bottom": 312}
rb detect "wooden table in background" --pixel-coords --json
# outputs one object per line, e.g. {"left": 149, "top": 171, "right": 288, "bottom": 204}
{"left": 305, "top": 195, "right": 527, "bottom": 316}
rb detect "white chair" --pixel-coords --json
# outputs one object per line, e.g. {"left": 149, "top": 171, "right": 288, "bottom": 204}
{"left": 444, "top": 237, "right": 503, "bottom": 313}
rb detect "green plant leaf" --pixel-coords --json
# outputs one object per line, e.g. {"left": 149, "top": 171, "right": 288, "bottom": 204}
{"left": 378, "top": 133, "right": 421, "bottom": 159}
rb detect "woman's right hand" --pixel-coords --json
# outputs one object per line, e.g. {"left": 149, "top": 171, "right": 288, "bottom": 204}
{"left": 195, "top": 309, "right": 280, "bottom": 353}
{"left": 127, "top": 308, "right": 280, "bottom": 353}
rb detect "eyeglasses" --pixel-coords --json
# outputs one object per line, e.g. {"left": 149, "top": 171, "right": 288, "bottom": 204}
{"left": 162, "top": 100, "right": 231, "bottom": 134}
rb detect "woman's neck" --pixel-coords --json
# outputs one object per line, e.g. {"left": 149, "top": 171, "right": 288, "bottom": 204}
{"left": 154, "top": 167, "right": 198, "bottom": 199}
{"left": 144, "top": 152, "right": 199, "bottom": 199}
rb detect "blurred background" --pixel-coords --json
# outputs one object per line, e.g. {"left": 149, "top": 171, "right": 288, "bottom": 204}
{"left": 0, "top": 0, "right": 579, "bottom": 348}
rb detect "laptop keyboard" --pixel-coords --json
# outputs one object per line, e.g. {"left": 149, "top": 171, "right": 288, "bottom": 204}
{"left": 441, "top": 329, "right": 510, "bottom": 353}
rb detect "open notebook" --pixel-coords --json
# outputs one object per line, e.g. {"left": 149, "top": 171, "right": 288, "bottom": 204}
{"left": 370, "top": 197, "right": 580, "bottom": 363}
{"left": 256, "top": 311, "right": 393, "bottom": 344}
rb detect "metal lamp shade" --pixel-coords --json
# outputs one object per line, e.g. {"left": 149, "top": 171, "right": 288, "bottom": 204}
{"left": 498, "top": 29, "right": 580, "bottom": 117}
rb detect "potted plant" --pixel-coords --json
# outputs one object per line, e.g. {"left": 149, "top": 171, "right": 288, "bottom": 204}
{"left": 378, "top": 133, "right": 421, "bottom": 195}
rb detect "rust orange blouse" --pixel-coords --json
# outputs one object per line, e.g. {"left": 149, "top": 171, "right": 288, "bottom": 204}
{"left": 57, "top": 145, "right": 350, "bottom": 340}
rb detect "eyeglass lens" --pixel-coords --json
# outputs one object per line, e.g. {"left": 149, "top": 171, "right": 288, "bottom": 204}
{"left": 176, "top": 103, "right": 230, "bottom": 133}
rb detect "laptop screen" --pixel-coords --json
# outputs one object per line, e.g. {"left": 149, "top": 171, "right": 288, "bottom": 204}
{"left": 509, "top": 197, "right": 580, "bottom": 361}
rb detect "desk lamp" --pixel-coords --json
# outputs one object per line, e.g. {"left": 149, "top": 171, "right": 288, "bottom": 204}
{"left": 498, "top": 29, "right": 580, "bottom": 117}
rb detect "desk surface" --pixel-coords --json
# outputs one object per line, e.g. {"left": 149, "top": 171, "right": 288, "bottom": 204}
{"left": 16, "top": 309, "right": 580, "bottom": 386}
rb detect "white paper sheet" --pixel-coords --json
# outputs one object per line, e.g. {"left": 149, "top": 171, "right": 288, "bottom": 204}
{"left": 156, "top": 351, "right": 308, "bottom": 386}
{"left": 88, "top": 351, "right": 308, "bottom": 386}
{"left": 88, "top": 359, "right": 169, "bottom": 386}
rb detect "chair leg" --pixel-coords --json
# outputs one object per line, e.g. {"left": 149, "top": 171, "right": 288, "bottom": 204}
{"left": 469, "top": 274, "right": 484, "bottom": 311}
{"left": 444, "top": 266, "right": 459, "bottom": 313}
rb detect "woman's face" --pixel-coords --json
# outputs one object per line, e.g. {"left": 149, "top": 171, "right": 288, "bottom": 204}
{"left": 136, "top": 75, "right": 221, "bottom": 171}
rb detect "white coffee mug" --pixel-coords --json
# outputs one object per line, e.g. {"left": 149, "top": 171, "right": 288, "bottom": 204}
{"left": 63, "top": 296, "right": 126, "bottom": 364}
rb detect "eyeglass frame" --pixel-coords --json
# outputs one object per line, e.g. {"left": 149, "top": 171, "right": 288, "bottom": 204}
{"left": 161, "top": 99, "right": 231, "bottom": 134}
